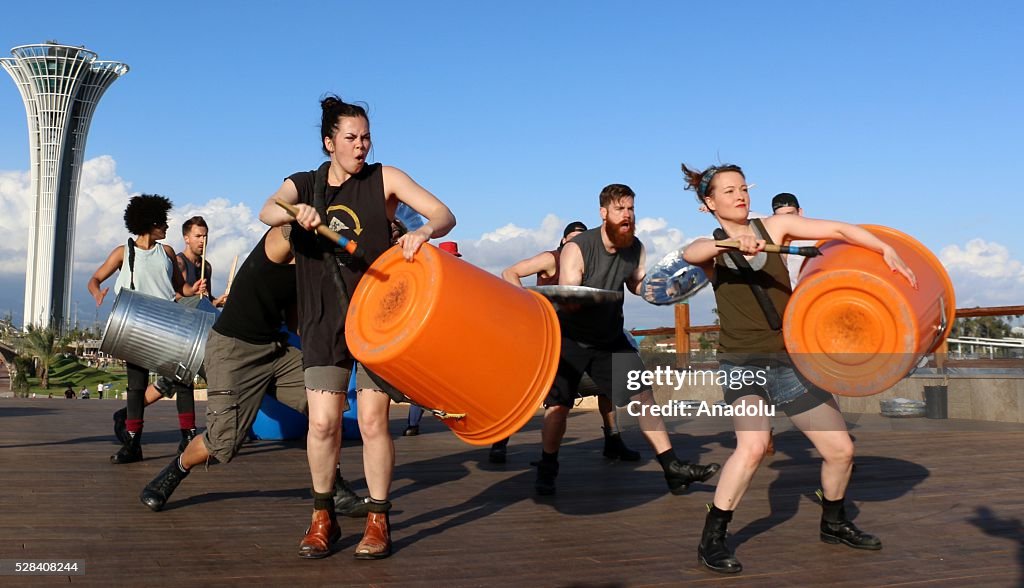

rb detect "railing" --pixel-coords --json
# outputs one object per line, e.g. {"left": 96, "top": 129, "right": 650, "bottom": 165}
{"left": 630, "top": 304, "right": 1024, "bottom": 366}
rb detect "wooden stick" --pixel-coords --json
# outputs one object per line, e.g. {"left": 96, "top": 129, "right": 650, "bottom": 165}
{"left": 715, "top": 240, "right": 822, "bottom": 257}
{"left": 274, "top": 200, "right": 365, "bottom": 259}
{"left": 224, "top": 254, "right": 238, "bottom": 294}
{"left": 199, "top": 238, "right": 207, "bottom": 287}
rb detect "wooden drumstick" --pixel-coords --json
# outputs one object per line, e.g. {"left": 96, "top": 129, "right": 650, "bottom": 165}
{"left": 275, "top": 200, "right": 365, "bottom": 259}
{"left": 715, "top": 240, "right": 822, "bottom": 257}
{"left": 199, "top": 236, "right": 207, "bottom": 295}
{"left": 225, "top": 254, "right": 238, "bottom": 294}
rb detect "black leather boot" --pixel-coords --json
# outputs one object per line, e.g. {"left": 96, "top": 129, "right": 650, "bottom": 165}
{"left": 535, "top": 455, "right": 559, "bottom": 495}
{"left": 602, "top": 428, "right": 640, "bottom": 461}
{"left": 177, "top": 428, "right": 197, "bottom": 455}
{"left": 664, "top": 459, "right": 721, "bottom": 495}
{"left": 111, "top": 429, "right": 143, "bottom": 464}
{"left": 820, "top": 495, "right": 882, "bottom": 550}
{"left": 489, "top": 438, "right": 509, "bottom": 464}
{"left": 140, "top": 458, "right": 190, "bottom": 511}
{"left": 334, "top": 470, "right": 370, "bottom": 518}
{"left": 698, "top": 505, "right": 742, "bottom": 574}
{"left": 113, "top": 407, "right": 128, "bottom": 445}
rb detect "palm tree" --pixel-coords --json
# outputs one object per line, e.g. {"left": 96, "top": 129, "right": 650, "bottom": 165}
{"left": 16, "top": 325, "right": 60, "bottom": 390}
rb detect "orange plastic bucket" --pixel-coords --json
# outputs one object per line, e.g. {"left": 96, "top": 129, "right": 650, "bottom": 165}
{"left": 345, "top": 243, "right": 561, "bottom": 445}
{"left": 783, "top": 225, "right": 955, "bottom": 397}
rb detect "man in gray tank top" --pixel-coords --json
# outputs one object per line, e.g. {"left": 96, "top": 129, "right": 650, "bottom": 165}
{"left": 491, "top": 221, "right": 640, "bottom": 465}
{"left": 535, "top": 184, "right": 721, "bottom": 496}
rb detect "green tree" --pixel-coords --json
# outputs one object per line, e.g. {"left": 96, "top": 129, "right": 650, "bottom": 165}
{"left": 16, "top": 325, "right": 60, "bottom": 390}
{"left": 11, "top": 356, "right": 31, "bottom": 396}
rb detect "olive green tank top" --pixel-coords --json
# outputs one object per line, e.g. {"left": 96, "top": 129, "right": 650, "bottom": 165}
{"left": 711, "top": 218, "right": 793, "bottom": 354}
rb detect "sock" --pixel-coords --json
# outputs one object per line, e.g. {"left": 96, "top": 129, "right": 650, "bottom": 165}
{"left": 602, "top": 426, "right": 615, "bottom": 438}
{"left": 821, "top": 496, "right": 846, "bottom": 523}
{"left": 126, "top": 418, "right": 144, "bottom": 434}
{"left": 313, "top": 489, "right": 335, "bottom": 512}
{"left": 541, "top": 450, "right": 558, "bottom": 464}
{"left": 176, "top": 455, "right": 190, "bottom": 474}
{"left": 178, "top": 412, "right": 196, "bottom": 430}
{"left": 656, "top": 448, "right": 678, "bottom": 470}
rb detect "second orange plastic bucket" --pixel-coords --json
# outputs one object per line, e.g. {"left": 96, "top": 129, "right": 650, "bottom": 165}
{"left": 783, "top": 225, "right": 955, "bottom": 397}
{"left": 345, "top": 243, "right": 561, "bottom": 445}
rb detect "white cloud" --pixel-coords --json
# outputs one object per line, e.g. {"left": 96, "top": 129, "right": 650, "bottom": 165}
{"left": 940, "top": 238, "right": 1024, "bottom": 307}
{"left": 940, "top": 239, "right": 1024, "bottom": 280}
{"left": 0, "top": 156, "right": 265, "bottom": 325}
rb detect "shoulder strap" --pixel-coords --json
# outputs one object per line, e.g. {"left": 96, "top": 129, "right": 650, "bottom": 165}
{"left": 713, "top": 228, "right": 782, "bottom": 330}
{"left": 312, "top": 162, "right": 353, "bottom": 317}
{"left": 127, "top": 238, "right": 136, "bottom": 291}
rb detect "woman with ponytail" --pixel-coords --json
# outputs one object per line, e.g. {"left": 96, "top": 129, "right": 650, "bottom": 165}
{"left": 680, "top": 163, "right": 915, "bottom": 574}
{"left": 259, "top": 95, "right": 455, "bottom": 561}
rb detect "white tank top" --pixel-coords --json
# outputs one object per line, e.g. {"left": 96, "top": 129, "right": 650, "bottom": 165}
{"left": 113, "top": 239, "right": 175, "bottom": 300}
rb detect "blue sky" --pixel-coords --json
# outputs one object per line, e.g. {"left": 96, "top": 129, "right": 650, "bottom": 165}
{"left": 1, "top": 1, "right": 1022, "bottom": 328}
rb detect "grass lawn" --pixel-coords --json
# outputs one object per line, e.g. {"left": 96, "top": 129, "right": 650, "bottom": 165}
{"left": 25, "top": 356, "right": 127, "bottom": 397}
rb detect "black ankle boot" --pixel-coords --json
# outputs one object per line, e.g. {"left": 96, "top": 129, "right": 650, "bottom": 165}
{"left": 489, "top": 438, "right": 509, "bottom": 464}
{"left": 177, "top": 428, "right": 197, "bottom": 455}
{"left": 140, "top": 458, "right": 190, "bottom": 511}
{"left": 698, "top": 505, "right": 742, "bottom": 574}
{"left": 111, "top": 430, "right": 143, "bottom": 464}
{"left": 113, "top": 408, "right": 128, "bottom": 445}
{"left": 819, "top": 495, "right": 882, "bottom": 550}
{"left": 334, "top": 471, "right": 370, "bottom": 518}
{"left": 664, "top": 459, "right": 721, "bottom": 495}
{"left": 602, "top": 428, "right": 640, "bottom": 462}
{"left": 535, "top": 456, "right": 559, "bottom": 495}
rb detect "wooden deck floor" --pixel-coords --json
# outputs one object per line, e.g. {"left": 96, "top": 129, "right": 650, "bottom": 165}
{"left": 1, "top": 398, "right": 1023, "bottom": 587}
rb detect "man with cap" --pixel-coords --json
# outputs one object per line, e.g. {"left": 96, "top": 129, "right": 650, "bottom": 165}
{"left": 770, "top": 193, "right": 811, "bottom": 289}
{"left": 491, "top": 221, "right": 641, "bottom": 465}
{"left": 403, "top": 241, "right": 463, "bottom": 436}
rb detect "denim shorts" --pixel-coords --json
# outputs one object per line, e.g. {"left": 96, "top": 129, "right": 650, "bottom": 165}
{"left": 720, "top": 358, "right": 831, "bottom": 415}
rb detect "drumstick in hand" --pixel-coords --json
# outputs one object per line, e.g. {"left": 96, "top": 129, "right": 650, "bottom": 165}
{"left": 715, "top": 240, "right": 822, "bottom": 257}
{"left": 200, "top": 236, "right": 207, "bottom": 296}
{"left": 275, "top": 200, "right": 366, "bottom": 259}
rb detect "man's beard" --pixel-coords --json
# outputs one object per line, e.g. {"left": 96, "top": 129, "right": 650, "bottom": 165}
{"left": 604, "top": 218, "right": 635, "bottom": 249}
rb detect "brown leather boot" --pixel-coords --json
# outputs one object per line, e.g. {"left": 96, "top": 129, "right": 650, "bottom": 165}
{"left": 298, "top": 509, "right": 340, "bottom": 559}
{"left": 765, "top": 428, "right": 776, "bottom": 457}
{"left": 354, "top": 507, "right": 392, "bottom": 560}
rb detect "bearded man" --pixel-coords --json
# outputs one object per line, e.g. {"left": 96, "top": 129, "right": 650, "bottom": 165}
{"left": 534, "top": 184, "right": 721, "bottom": 496}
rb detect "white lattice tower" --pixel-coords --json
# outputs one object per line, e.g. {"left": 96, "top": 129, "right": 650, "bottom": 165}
{"left": 1, "top": 42, "right": 128, "bottom": 330}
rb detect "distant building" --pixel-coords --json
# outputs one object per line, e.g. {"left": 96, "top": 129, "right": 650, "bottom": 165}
{"left": 1, "top": 42, "right": 128, "bottom": 330}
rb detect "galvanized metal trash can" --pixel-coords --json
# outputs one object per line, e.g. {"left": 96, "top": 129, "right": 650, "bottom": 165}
{"left": 100, "top": 289, "right": 217, "bottom": 384}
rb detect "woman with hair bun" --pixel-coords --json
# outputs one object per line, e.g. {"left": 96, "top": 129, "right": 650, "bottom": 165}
{"left": 88, "top": 194, "right": 206, "bottom": 464}
{"left": 259, "top": 95, "right": 455, "bottom": 561}
{"left": 680, "top": 163, "right": 915, "bottom": 574}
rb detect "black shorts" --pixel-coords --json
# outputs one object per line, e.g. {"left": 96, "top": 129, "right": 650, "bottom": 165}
{"left": 544, "top": 335, "right": 651, "bottom": 409}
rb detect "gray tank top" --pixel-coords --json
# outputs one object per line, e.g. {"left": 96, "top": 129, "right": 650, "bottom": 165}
{"left": 113, "top": 239, "right": 175, "bottom": 300}
{"left": 557, "top": 227, "right": 642, "bottom": 347}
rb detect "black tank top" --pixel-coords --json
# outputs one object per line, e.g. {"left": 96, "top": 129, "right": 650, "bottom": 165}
{"left": 288, "top": 163, "right": 391, "bottom": 368}
{"left": 558, "top": 228, "right": 642, "bottom": 347}
{"left": 711, "top": 218, "right": 792, "bottom": 354}
{"left": 536, "top": 249, "right": 561, "bottom": 286}
{"left": 212, "top": 231, "right": 296, "bottom": 345}
{"left": 176, "top": 252, "right": 211, "bottom": 288}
